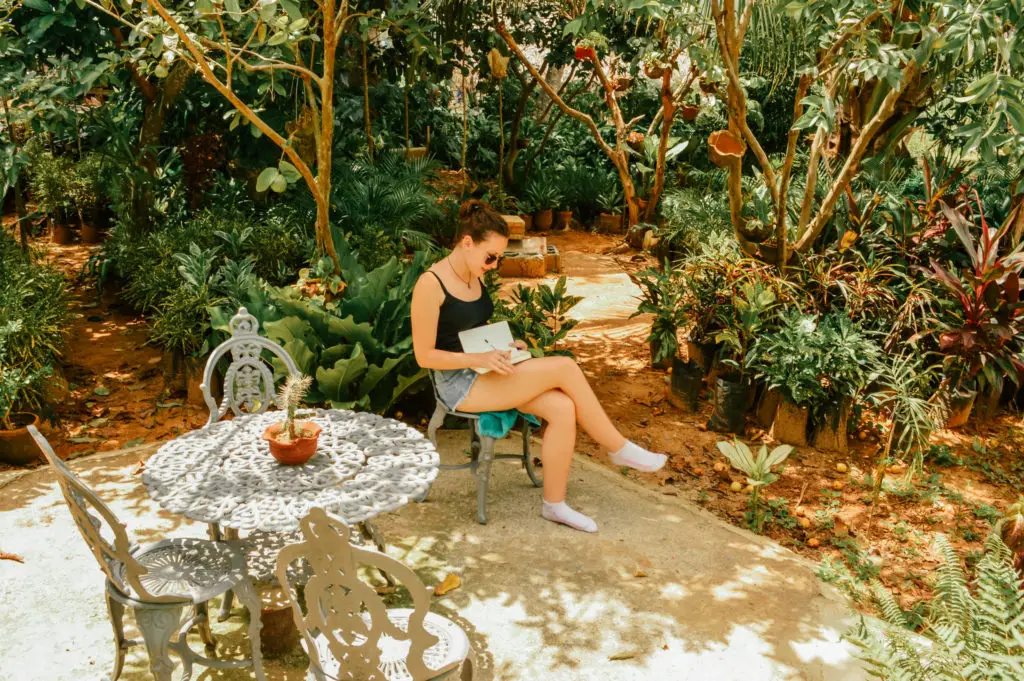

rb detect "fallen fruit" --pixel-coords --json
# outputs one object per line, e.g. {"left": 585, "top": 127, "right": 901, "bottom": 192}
{"left": 832, "top": 480, "right": 844, "bottom": 491}
{"left": 395, "top": 411, "right": 403, "bottom": 420}
{"left": 730, "top": 481, "right": 743, "bottom": 492}
{"left": 808, "top": 538, "right": 821, "bottom": 548}
{"left": 836, "top": 463, "right": 849, "bottom": 473}
{"left": 743, "top": 484, "right": 754, "bottom": 493}
{"left": 794, "top": 506, "right": 806, "bottom": 517}
{"left": 799, "top": 517, "right": 812, "bottom": 529}
{"left": 713, "top": 462, "right": 727, "bottom": 473}
{"left": 434, "top": 573, "right": 461, "bottom": 597}
{"left": 692, "top": 468, "right": 704, "bottom": 476}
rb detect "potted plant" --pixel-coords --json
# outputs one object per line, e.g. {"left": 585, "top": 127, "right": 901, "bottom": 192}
{"left": 526, "top": 180, "right": 561, "bottom": 231}
{"left": 262, "top": 375, "right": 321, "bottom": 465}
{"left": 516, "top": 196, "right": 535, "bottom": 231}
{"left": 749, "top": 311, "right": 881, "bottom": 451}
{"left": 927, "top": 196, "right": 1024, "bottom": 427}
{"left": 28, "top": 152, "right": 76, "bottom": 244}
{"left": 630, "top": 264, "right": 685, "bottom": 370}
{"left": 0, "top": 334, "right": 52, "bottom": 465}
{"left": 595, "top": 185, "right": 624, "bottom": 234}
{"left": 72, "top": 153, "right": 108, "bottom": 244}
{"left": 675, "top": 253, "right": 729, "bottom": 376}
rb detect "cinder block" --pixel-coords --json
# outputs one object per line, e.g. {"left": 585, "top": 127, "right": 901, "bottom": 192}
{"left": 498, "top": 253, "right": 546, "bottom": 278}
{"left": 545, "top": 245, "right": 561, "bottom": 273}
{"left": 505, "top": 236, "right": 546, "bottom": 255}
{"left": 503, "top": 214, "right": 527, "bottom": 240}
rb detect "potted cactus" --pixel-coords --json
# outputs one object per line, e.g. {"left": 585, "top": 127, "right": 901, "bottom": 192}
{"left": 262, "top": 375, "right": 321, "bottom": 465}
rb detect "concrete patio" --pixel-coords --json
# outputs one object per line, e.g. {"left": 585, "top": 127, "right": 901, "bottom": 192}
{"left": 0, "top": 430, "right": 868, "bottom": 681}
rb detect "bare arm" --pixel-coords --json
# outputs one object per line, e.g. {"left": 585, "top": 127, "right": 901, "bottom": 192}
{"left": 410, "top": 275, "right": 510, "bottom": 373}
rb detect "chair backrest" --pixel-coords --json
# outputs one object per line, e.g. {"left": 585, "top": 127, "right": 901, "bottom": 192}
{"left": 201, "top": 306, "right": 300, "bottom": 427}
{"left": 28, "top": 426, "right": 180, "bottom": 603}
{"left": 276, "top": 508, "right": 455, "bottom": 681}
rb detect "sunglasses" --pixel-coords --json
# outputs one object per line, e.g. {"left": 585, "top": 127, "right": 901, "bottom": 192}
{"left": 484, "top": 252, "right": 503, "bottom": 265}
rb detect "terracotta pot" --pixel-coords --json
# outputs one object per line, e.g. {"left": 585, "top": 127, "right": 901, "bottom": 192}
{"left": 405, "top": 146, "right": 428, "bottom": 160}
{"left": 0, "top": 413, "right": 42, "bottom": 466}
{"left": 51, "top": 221, "right": 73, "bottom": 245}
{"left": 644, "top": 63, "right": 665, "bottom": 79}
{"left": 555, "top": 210, "right": 573, "bottom": 229}
{"left": 80, "top": 223, "right": 103, "bottom": 244}
{"left": 519, "top": 213, "right": 533, "bottom": 231}
{"left": 614, "top": 75, "right": 632, "bottom": 92}
{"left": 771, "top": 399, "right": 809, "bottom": 447}
{"left": 681, "top": 105, "right": 700, "bottom": 121}
{"left": 263, "top": 421, "right": 322, "bottom": 465}
{"left": 708, "top": 130, "right": 745, "bottom": 168}
{"left": 945, "top": 390, "right": 977, "bottom": 429}
{"left": 596, "top": 213, "right": 622, "bottom": 233}
{"left": 574, "top": 46, "right": 595, "bottom": 60}
{"left": 534, "top": 209, "right": 553, "bottom": 231}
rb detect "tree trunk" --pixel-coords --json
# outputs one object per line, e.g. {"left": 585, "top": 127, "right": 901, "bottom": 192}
{"left": 503, "top": 71, "right": 537, "bottom": 190}
{"left": 404, "top": 76, "right": 410, "bottom": 150}
{"left": 0, "top": 95, "right": 28, "bottom": 250}
{"left": 497, "top": 78, "right": 504, "bottom": 197}
{"left": 644, "top": 68, "right": 679, "bottom": 222}
{"left": 362, "top": 39, "right": 374, "bottom": 160}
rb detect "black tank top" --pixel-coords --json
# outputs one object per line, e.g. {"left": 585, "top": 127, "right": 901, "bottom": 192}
{"left": 428, "top": 271, "right": 494, "bottom": 353}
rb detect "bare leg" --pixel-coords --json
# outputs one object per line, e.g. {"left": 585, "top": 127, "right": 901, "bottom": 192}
{"left": 458, "top": 356, "right": 626, "bottom": 452}
{"left": 517, "top": 389, "right": 576, "bottom": 503}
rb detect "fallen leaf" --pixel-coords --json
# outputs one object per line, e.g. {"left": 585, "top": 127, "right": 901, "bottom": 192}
{"left": 133, "top": 460, "right": 146, "bottom": 475}
{"left": 127, "top": 384, "right": 147, "bottom": 392}
{"left": 93, "top": 386, "right": 111, "bottom": 397}
{"left": 87, "top": 417, "right": 110, "bottom": 428}
{"left": 156, "top": 402, "right": 183, "bottom": 409}
{"left": 375, "top": 585, "right": 397, "bottom": 595}
{"left": 125, "top": 438, "right": 146, "bottom": 448}
{"left": 147, "top": 357, "right": 163, "bottom": 365}
{"left": 608, "top": 651, "right": 636, "bottom": 661}
{"left": 434, "top": 573, "right": 461, "bottom": 597}
{"left": 634, "top": 567, "right": 648, "bottom": 578}
{"left": 67, "top": 449, "right": 95, "bottom": 460}
{"left": 68, "top": 437, "right": 100, "bottom": 444}
{"left": 0, "top": 551, "right": 24, "bottom": 563}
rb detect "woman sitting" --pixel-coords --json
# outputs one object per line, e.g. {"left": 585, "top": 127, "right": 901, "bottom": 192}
{"left": 410, "top": 200, "right": 666, "bottom": 533}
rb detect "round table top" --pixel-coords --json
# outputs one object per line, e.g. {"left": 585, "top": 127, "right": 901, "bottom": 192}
{"left": 142, "top": 409, "right": 439, "bottom": 532}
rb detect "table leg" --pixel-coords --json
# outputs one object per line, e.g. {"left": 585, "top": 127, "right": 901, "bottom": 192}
{"left": 218, "top": 526, "right": 239, "bottom": 621}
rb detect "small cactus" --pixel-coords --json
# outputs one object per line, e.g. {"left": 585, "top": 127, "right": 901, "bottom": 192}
{"left": 276, "top": 375, "right": 312, "bottom": 441}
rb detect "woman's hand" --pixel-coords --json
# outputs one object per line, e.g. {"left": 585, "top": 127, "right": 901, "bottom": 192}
{"left": 511, "top": 340, "right": 528, "bottom": 351}
{"left": 476, "top": 349, "right": 515, "bottom": 375}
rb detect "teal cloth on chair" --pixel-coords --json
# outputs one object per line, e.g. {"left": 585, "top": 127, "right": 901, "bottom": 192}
{"left": 477, "top": 410, "right": 540, "bottom": 439}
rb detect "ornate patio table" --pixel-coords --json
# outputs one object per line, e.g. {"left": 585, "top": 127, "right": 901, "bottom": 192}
{"left": 142, "top": 408, "right": 439, "bottom": 533}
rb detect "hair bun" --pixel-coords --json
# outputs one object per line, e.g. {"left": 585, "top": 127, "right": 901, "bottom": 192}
{"left": 458, "top": 199, "right": 488, "bottom": 219}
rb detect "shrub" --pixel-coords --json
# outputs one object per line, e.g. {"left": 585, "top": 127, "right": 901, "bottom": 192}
{"left": 491, "top": 276, "right": 583, "bottom": 358}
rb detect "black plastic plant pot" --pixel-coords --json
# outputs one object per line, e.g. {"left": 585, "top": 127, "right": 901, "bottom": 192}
{"left": 670, "top": 357, "right": 703, "bottom": 412}
{"left": 707, "top": 377, "right": 747, "bottom": 434}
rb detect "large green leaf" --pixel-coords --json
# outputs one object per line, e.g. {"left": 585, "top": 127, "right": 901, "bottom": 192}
{"left": 280, "top": 338, "right": 317, "bottom": 376}
{"left": 324, "top": 314, "right": 378, "bottom": 353}
{"left": 264, "top": 316, "right": 320, "bottom": 351}
{"left": 315, "top": 345, "right": 369, "bottom": 403}
{"left": 358, "top": 355, "right": 404, "bottom": 397}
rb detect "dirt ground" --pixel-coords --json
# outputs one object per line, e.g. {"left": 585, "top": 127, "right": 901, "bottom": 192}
{"left": 7, "top": 224, "right": 1024, "bottom": 611}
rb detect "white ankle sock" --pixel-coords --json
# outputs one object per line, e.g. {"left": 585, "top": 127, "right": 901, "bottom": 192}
{"left": 610, "top": 440, "right": 667, "bottom": 473}
{"left": 542, "top": 500, "right": 598, "bottom": 533}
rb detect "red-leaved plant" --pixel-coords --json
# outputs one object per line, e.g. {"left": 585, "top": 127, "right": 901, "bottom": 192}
{"left": 927, "top": 194, "right": 1024, "bottom": 395}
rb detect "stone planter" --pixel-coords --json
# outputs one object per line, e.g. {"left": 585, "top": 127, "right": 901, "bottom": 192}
{"left": 811, "top": 402, "right": 849, "bottom": 454}
{"left": 771, "top": 398, "right": 809, "bottom": 447}
{"left": 51, "top": 220, "right": 73, "bottom": 245}
{"left": 555, "top": 210, "right": 573, "bottom": 230}
{"left": 945, "top": 390, "right": 977, "bottom": 429}
{"left": 534, "top": 209, "right": 553, "bottom": 231}
{"left": 0, "top": 413, "right": 42, "bottom": 466}
{"left": 80, "top": 222, "right": 103, "bottom": 244}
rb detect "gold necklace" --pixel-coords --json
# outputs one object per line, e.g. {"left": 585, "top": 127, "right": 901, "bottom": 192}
{"left": 447, "top": 255, "right": 472, "bottom": 290}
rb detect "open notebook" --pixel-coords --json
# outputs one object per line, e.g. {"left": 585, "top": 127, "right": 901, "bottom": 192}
{"left": 459, "top": 321, "right": 532, "bottom": 374}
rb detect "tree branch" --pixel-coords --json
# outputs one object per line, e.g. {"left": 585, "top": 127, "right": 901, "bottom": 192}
{"left": 497, "top": 24, "right": 616, "bottom": 161}
{"left": 794, "top": 61, "right": 919, "bottom": 251}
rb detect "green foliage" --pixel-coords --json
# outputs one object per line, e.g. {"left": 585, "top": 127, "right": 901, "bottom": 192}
{"left": 0, "top": 230, "right": 69, "bottom": 422}
{"left": 749, "top": 311, "right": 882, "bottom": 417}
{"left": 491, "top": 276, "right": 582, "bottom": 357}
{"left": 211, "top": 246, "right": 432, "bottom": 414}
{"left": 27, "top": 151, "right": 75, "bottom": 220}
{"left": 655, "top": 186, "right": 732, "bottom": 255}
{"left": 629, "top": 263, "right": 687, "bottom": 364}
{"left": 848, "top": 533, "right": 1024, "bottom": 680}
{"left": 716, "top": 438, "right": 793, "bottom": 533}
{"left": 524, "top": 172, "right": 562, "bottom": 212}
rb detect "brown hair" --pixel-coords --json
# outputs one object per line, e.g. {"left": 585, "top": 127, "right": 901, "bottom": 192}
{"left": 457, "top": 199, "right": 508, "bottom": 244}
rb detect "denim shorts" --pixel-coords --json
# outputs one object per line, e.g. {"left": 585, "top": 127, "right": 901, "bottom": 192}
{"left": 431, "top": 368, "right": 478, "bottom": 411}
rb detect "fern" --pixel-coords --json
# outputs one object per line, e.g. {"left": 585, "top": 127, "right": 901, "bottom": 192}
{"left": 849, "top": 533, "right": 1024, "bottom": 681}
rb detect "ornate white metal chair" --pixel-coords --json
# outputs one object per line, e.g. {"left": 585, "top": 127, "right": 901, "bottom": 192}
{"left": 277, "top": 507, "right": 474, "bottom": 681}
{"left": 426, "top": 371, "right": 542, "bottom": 524}
{"left": 29, "top": 426, "right": 265, "bottom": 681}
{"left": 201, "top": 307, "right": 393, "bottom": 621}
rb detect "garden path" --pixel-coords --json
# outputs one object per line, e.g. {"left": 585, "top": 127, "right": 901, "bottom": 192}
{"left": 0, "top": 430, "right": 868, "bottom": 681}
